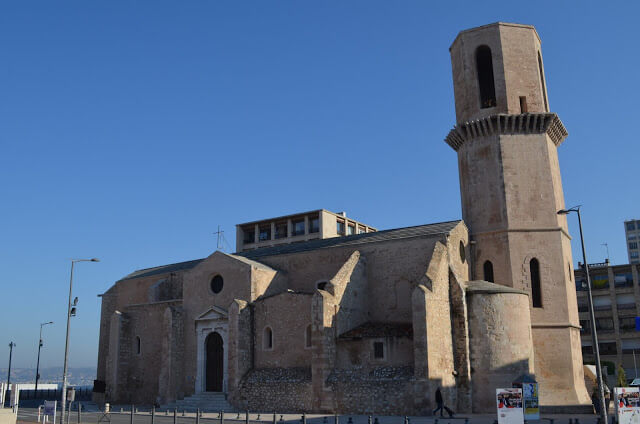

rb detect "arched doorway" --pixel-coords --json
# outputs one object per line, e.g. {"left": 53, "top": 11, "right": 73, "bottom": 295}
{"left": 205, "top": 332, "right": 224, "bottom": 392}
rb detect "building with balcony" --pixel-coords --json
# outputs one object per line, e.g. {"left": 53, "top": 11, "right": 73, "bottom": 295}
{"left": 235, "top": 209, "right": 376, "bottom": 253}
{"left": 576, "top": 261, "right": 640, "bottom": 377}
{"left": 625, "top": 220, "right": 640, "bottom": 264}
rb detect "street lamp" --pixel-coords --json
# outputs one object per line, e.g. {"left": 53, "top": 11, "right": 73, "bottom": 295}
{"left": 35, "top": 321, "right": 54, "bottom": 392}
{"left": 7, "top": 342, "right": 15, "bottom": 387}
{"left": 60, "top": 258, "right": 99, "bottom": 424}
{"left": 558, "top": 206, "right": 607, "bottom": 423}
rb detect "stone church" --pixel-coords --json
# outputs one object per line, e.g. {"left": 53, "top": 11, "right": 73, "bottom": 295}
{"left": 95, "top": 22, "right": 591, "bottom": 413}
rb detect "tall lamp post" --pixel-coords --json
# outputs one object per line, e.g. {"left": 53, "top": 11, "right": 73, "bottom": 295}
{"left": 35, "top": 321, "right": 54, "bottom": 391}
{"left": 558, "top": 206, "right": 608, "bottom": 423}
{"left": 7, "top": 342, "right": 15, "bottom": 387}
{"left": 60, "top": 258, "right": 99, "bottom": 424}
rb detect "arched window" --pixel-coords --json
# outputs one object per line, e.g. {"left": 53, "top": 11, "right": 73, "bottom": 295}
{"left": 530, "top": 258, "right": 542, "bottom": 307}
{"left": 538, "top": 51, "right": 548, "bottom": 112}
{"left": 483, "top": 260, "right": 494, "bottom": 283}
{"left": 305, "top": 324, "right": 312, "bottom": 348}
{"left": 263, "top": 327, "right": 273, "bottom": 350}
{"left": 135, "top": 336, "right": 141, "bottom": 355}
{"left": 476, "top": 45, "right": 496, "bottom": 108}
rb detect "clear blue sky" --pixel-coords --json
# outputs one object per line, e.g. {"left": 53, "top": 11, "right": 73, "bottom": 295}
{"left": 1, "top": 1, "right": 638, "bottom": 370}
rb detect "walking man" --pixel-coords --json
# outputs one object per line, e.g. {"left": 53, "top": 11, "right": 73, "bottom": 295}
{"left": 433, "top": 387, "right": 454, "bottom": 417}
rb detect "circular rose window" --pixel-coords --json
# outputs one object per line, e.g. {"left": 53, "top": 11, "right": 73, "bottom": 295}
{"left": 210, "top": 275, "right": 224, "bottom": 294}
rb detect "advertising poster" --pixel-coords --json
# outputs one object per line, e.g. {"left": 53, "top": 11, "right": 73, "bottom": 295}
{"left": 615, "top": 387, "right": 640, "bottom": 424}
{"left": 496, "top": 388, "right": 524, "bottom": 424}
{"left": 44, "top": 401, "right": 57, "bottom": 423}
{"left": 522, "top": 382, "right": 540, "bottom": 420}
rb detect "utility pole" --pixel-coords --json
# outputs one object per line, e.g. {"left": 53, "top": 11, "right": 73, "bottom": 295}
{"left": 7, "top": 342, "right": 15, "bottom": 387}
{"left": 35, "top": 321, "right": 53, "bottom": 391}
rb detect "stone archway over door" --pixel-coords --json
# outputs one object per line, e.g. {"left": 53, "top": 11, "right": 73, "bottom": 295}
{"left": 195, "top": 306, "right": 228, "bottom": 394}
{"left": 205, "top": 332, "right": 224, "bottom": 392}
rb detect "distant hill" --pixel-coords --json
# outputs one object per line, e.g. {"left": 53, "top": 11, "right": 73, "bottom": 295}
{"left": 0, "top": 367, "right": 96, "bottom": 386}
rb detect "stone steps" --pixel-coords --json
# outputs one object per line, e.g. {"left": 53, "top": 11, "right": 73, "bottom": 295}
{"left": 162, "top": 392, "right": 235, "bottom": 413}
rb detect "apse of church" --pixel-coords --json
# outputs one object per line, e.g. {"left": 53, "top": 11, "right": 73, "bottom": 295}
{"left": 94, "top": 23, "right": 591, "bottom": 414}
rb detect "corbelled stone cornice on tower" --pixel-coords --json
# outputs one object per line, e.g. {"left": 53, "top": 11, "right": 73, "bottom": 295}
{"left": 444, "top": 113, "right": 568, "bottom": 151}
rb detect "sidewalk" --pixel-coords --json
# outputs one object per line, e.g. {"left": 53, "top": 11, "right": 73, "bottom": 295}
{"left": 16, "top": 407, "right": 609, "bottom": 424}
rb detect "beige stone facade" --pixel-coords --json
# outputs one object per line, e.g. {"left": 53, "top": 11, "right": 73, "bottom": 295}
{"left": 446, "top": 22, "right": 589, "bottom": 408}
{"left": 94, "top": 22, "right": 590, "bottom": 414}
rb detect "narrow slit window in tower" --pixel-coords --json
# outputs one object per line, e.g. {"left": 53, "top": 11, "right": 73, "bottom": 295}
{"left": 519, "top": 96, "right": 528, "bottom": 113}
{"left": 483, "top": 260, "right": 494, "bottom": 283}
{"left": 476, "top": 45, "right": 496, "bottom": 109}
{"left": 263, "top": 327, "right": 273, "bottom": 350}
{"left": 530, "top": 258, "right": 542, "bottom": 307}
{"left": 305, "top": 324, "right": 312, "bottom": 348}
{"left": 373, "top": 341, "right": 385, "bottom": 359}
{"left": 538, "top": 52, "right": 549, "bottom": 112}
{"left": 135, "top": 336, "right": 141, "bottom": 355}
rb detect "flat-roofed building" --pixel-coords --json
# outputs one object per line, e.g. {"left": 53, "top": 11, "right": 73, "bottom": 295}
{"left": 625, "top": 220, "right": 640, "bottom": 264}
{"left": 235, "top": 209, "right": 376, "bottom": 253}
{"left": 575, "top": 261, "right": 640, "bottom": 378}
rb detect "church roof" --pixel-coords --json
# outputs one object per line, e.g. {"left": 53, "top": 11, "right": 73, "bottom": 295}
{"left": 224, "top": 253, "right": 276, "bottom": 271}
{"left": 237, "top": 220, "right": 462, "bottom": 259}
{"left": 117, "top": 251, "right": 275, "bottom": 282}
{"left": 118, "top": 258, "right": 204, "bottom": 282}
{"left": 117, "top": 220, "right": 461, "bottom": 281}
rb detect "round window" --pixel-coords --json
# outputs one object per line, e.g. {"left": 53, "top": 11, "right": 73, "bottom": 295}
{"left": 459, "top": 241, "right": 466, "bottom": 263}
{"left": 210, "top": 275, "right": 224, "bottom": 294}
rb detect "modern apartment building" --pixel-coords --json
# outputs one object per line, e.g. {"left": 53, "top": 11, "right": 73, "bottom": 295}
{"left": 625, "top": 220, "right": 640, "bottom": 264}
{"left": 576, "top": 261, "right": 640, "bottom": 377}
{"left": 235, "top": 209, "right": 376, "bottom": 252}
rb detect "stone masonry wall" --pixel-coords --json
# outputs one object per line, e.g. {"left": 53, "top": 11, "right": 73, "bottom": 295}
{"left": 467, "top": 288, "right": 533, "bottom": 412}
{"left": 311, "top": 290, "right": 337, "bottom": 412}
{"left": 253, "top": 292, "right": 313, "bottom": 368}
{"left": 108, "top": 301, "right": 183, "bottom": 405}
{"left": 236, "top": 368, "right": 312, "bottom": 412}
{"left": 228, "top": 300, "right": 252, "bottom": 407}
{"left": 328, "top": 367, "right": 413, "bottom": 415}
{"left": 448, "top": 272, "right": 472, "bottom": 412}
{"left": 411, "top": 241, "right": 457, "bottom": 413}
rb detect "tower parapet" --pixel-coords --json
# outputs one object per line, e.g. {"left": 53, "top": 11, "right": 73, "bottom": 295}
{"left": 445, "top": 112, "right": 568, "bottom": 151}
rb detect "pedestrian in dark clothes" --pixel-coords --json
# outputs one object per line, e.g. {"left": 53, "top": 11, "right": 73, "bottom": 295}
{"left": 433, "top": 387, "right": 454, "bottom": 417}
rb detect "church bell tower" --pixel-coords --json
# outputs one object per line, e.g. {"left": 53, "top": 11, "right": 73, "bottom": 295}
{"left": 445, "top": 22, "right": 590, "bottom": 407}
